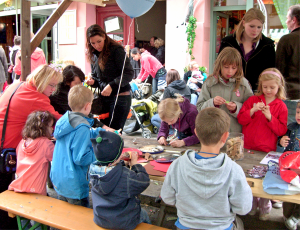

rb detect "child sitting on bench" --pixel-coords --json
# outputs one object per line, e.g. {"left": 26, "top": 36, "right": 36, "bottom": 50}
{"left": 161, "top": 107, "right": 252, "bottom": 229}
{"left": 89, "top": 131, "right": 151, "bottom": 230}
{"left": 50, "top": 85, "right": 105, "bottom": 207}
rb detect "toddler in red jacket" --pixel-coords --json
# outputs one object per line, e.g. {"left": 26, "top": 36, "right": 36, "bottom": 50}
{"left": 237, "top": 68, "right": 288, "bottom": 221}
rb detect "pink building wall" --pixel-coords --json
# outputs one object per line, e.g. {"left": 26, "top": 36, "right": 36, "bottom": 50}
{"left": 166, "top": 0, "right": 211, "bottom": 76}
{"left": 58, "top": 2, "right": 96, "bottom": 74}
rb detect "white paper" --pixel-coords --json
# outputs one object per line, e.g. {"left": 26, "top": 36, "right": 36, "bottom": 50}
{"left": 260, "top": 151, "right": 283, "bottom": 165}
{"left": 105, "top": 17, "right": 120, "bottom": 33}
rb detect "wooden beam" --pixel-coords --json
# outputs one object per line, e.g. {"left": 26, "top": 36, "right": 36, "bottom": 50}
{"left": 71, "top": 0, "right": 106, "bottom": 6}
{"left": 30, "top": 0, "right": 72, "bottom": 55}
{"left": 21, "top": 0, "right": 31, "bottom": 81}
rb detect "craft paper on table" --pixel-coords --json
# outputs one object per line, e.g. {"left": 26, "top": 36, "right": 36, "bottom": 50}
{"left": 260, "top": 151, "right": 282, "bottom": 165}
{"left": 150, "top": 161, "right": 171, "bottom": 173}
{"left": 144, "top": 163, "right": 166, "bottom": 176}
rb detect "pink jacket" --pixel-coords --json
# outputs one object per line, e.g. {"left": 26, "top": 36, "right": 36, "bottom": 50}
{"left": 9, "top": 137, "right": 54, "bottom": 196}
{"left": 137, "top": 50, "right": 163, "bottom": 82}
{"left": 14, "top": 48, "right": 46, "bottom": 76}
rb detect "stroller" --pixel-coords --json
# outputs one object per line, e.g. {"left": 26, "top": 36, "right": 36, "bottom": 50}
{"left": 123, "top": 82, "right": 158, "bottom": 138}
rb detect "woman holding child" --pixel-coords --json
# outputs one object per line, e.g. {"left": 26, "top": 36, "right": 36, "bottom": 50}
{"left": 85, "top": 24, "right": 134, "bottom": 131}
{"left": 219, "top": 8, "right": 275, "bottom": 91}
{"left": 0, "top": 64, "right": 62, "bottom": 229}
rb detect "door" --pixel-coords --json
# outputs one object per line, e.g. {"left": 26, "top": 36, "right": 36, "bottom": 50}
{"left": 96, "top": 5, "right": 135, "bottom": 48}
{"left": 213, "top": 12, "right": 229, "bottom": 62}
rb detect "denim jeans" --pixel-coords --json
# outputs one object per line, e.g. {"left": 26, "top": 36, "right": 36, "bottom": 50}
{"left": 139, "top": 208, "right": 151, "bottom": 224}
{"left": 152, "top": 77, "right": 158, "bottom": 95}
{"left": 101, "top": 95, "right": 131, "bottom": 130}
{"left": 151, "top": 114, "right": 174, "bottom": 134}
{"left": 190, "top": 93, "right": 198, "bottom": 105}
{"left": 58, "top": 195, "right": 90, "bottom": 208}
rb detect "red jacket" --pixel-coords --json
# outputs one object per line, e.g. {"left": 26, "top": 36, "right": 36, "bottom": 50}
{"left": 0, "top": 82, "right": 62, "bottom": 149}
{"left": 237, "top": 95, "right": 287, "bottom": 152}
{"left": 137, "top": 50, "right": 163, "bottom": 82}
{"left": 13, "top": 48, "right": 46, "bottom": 76}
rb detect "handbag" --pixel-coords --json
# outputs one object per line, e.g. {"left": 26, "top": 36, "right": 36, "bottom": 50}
{"left": 91, "top": 88, "right": 109, "bottom": 115}
{"left": 0, "top": 82, "right": 23, "bottom": 173}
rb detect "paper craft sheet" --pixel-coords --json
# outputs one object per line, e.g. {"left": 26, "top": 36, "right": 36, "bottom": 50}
{"left": 150, "top": 161, "right": 171, "bottom": 173}
{"left": 144, "top": 163, "right": 166, "bottom": 176}
{"left": 260, "top": 151, "right": 282, "bottom": 165}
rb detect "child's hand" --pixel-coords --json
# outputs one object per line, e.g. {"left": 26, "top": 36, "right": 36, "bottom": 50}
{"left": 262, "top": 105, "right": 272, "bottom": 121}
{"left": 196, "top": 88, "right": 201, "bottom": 92}
{"left": 213, "top": 96, "right": 226, "bottom": 106}
{"left": 253, "top": 102, "right": 265, "bottom": 111}
{"left": 169, "top": 139, "right": 185, "bottom": 148}
{"left": 225, "top": 102, "right": 237, "bottom": 112}
{"left": 129, "top": 151, "right": 138, "bottom": 166}
{"left": 158, "top": 136, "right": 167, "bottom": 146}
{"left": 280, "top": 136, "right": 290, "bottom": 147}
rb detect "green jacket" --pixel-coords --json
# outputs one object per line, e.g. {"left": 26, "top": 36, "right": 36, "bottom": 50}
{"left": 197, "top": 76, "right": 253, "bottom": 132}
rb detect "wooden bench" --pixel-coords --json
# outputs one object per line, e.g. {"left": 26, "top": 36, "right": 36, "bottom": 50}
{"left": 0, "top": 190, "right": 169, "bottom": 230}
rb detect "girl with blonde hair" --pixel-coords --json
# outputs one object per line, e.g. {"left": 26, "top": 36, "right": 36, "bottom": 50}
{"left": 238, "top": 68, "right": 288, "bottom": 221}
{"left": 219, "top": 7, "right": 275, "bottom": 91}
{"left": 197, "top": 47, "right": 253, "bottom": 133}
{"left": 157, "top": 94, "right": 199, "bottom": 147}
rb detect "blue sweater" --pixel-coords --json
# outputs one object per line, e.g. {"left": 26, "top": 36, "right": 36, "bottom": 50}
{"left": 50, "top": 112, "right": 105, "bottom": 199}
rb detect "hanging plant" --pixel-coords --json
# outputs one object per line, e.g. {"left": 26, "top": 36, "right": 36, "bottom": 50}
{"left": 186, "top": 15, "right": 197, "bottom": 60}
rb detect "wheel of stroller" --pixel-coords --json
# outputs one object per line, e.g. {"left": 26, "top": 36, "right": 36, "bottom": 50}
{"left": 153, "top": 126, "right": 158, "bottom": 134}
{"left": 142, "top": 130, "right": 152, "bottom": 139}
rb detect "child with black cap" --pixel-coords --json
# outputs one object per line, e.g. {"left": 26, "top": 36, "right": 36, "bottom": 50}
{"left": 89, "top": 130, "right": 151, "bottom": 230}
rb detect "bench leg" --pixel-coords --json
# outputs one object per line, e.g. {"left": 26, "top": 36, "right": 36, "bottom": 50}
{"left": 156, "top": 204, "right": 166, "bottom": 226}
{"left": 16, "top": 216, "right": 48, "bottom": 230}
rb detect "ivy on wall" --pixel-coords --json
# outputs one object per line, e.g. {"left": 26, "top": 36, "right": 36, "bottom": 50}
{"left": 186, "top": 15, "right": 197, "bottom": 60}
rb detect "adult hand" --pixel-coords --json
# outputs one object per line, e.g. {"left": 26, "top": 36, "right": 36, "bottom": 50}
{"left": 86, "top": 78, "right": 95, "bottom": 86}
{"left": 190, "top": 78, "right": 198, "bottom": 84}
{"left": 280, "top": 136, "right": 290, "bottom": 147}
{"left": 158, "top": 136, "right": 167, "bottom": 146}
{"left": 101, "top": 84, "right": 112, "bottom": 96}
{"left": 135, "top": 79, "right": 142, "bottom": 84}
{"left": 213, "top": 96, "right": 226, "bottom": 106}
{"left": 262, "top": 105, "right": 272, "bottom": 121}
{"left": 170, "top": 139, "right": 185, "bottom": 148}
{"left": 226, "top": 102, "right": 237, "bottom": 112}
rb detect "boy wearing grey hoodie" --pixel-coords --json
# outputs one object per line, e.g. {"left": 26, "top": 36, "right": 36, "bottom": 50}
{"left": 161, "top": 107, "right": 252, "bottom": 230}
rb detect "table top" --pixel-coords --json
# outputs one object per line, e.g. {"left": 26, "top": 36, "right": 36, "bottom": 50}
{"left": 122, "top": 135, "right": 266, "bottom": 175}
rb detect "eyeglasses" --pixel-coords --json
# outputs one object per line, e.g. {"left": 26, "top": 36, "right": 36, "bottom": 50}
{"left": 48, "top": 84, "right": 57, "bottom": 89}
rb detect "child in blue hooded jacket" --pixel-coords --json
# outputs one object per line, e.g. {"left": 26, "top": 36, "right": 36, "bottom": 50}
{"left": 50, "top": 85, "right": 105, "bottom": 207}
{"left": 89, "top": 131, "right": 150, "bottom": 230}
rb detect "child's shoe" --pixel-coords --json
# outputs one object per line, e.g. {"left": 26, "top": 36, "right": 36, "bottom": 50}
{"left": 271, "top": 200, "right": 282, "bottom": 209}
{"left": 285, "top": 215, "right": 299, "bottom": 230}
{"left": 248, "top": 207, "right": 257, "bottom": 216}
{"left": 259, "top": 212, "right": 270, "bottom": 221}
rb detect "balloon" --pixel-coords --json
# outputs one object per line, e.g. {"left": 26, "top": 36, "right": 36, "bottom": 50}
{"left": 116, "top": 0, "right": 156, "bottom": 18}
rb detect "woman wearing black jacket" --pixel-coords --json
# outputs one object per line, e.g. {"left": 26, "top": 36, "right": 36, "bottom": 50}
{"left": 219, "top": 8, "right": 275, "bottom": 91}
{"left": 85, "top": 24, "right": 134, "bottom": 130}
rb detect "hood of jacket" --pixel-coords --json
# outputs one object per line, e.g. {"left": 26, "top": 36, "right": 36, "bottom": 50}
{"left": 21, "top": 138, "right": 46, "bottom": 156}
{"left": 54, "top": 112, "right": 94, "bottom": 140}
{"left": 31, "top": 48, "right": 45, "bottom": 60}
{"left": 89, "top": 161, "right": 123, "bottom": 195}
{"left": 168, "top": 80, "right": 188, "bottom": 90}
{"left": 180, "top": 151, "right": 233, "bottom": 199}
{"left": 178, "top": 97, "right": 194, "bottom": 120}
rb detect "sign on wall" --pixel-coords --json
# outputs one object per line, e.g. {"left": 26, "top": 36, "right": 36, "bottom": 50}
{"left": 58, "top": 10, "right": 76, "bottom": 44}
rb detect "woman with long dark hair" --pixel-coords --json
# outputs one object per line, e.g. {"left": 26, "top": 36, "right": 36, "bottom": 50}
{"left": 85, "top": 24, "right": 134, "bottom": 130}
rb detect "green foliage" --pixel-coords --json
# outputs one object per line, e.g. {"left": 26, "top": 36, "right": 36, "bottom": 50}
{"left": 186, "top": 16, "right": 197, "bottom": 60}
{"left": 199, "top": 66, "right": 207, "bottom": 73}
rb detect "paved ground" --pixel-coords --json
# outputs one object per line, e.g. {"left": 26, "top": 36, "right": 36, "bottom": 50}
{"left": 47, "top": 130, "right": 297, "bottom": 229}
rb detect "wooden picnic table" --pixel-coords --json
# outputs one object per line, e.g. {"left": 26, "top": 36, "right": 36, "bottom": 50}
{"left": 122, "top": 135, "right": 265, "bottom": 175}
{"left": 123, "top": 136, "right": 300, "bottom": 205}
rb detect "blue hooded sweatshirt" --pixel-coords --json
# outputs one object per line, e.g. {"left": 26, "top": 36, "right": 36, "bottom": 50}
{"left": 50, "top": 111, "right": 105, "bottom": 199}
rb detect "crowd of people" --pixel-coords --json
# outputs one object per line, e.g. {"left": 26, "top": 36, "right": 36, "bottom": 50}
{"left": 0, "top": 4, "right": 299, "bottom": 230}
